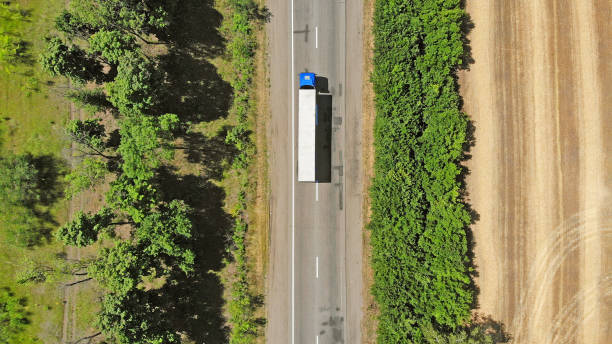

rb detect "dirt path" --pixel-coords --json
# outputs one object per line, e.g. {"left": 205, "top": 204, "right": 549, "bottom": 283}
{"left": 460, "top": 1, "right": 612, "bottom": 343}
{"left": 62, "top": 88, "right": 103, "bottom": 343}
{"left": 61, "top": 90, "right": 77, "bottom": 344}
{"left": 62, "top": 88, "right": 85, "bottom": 344}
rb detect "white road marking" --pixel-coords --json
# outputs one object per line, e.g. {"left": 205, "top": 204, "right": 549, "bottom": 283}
{"left": 315, "top": 26, "right": 318, "bottom": 48}
{"left": 316, "top": 256, "right": 319, "bottom": 279}
{"left": 315, "top": 182, "right": 319, "bottom": 201}
{"left": 317, "top": 335, "right": 319, "bottom": 344}
{"left": 291, "top": 0, "right": 295, "bottom": 342}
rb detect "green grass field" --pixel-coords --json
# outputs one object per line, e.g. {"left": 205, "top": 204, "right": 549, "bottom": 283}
{"left": 0, "top": 0, "right": 73, "bottom": 342}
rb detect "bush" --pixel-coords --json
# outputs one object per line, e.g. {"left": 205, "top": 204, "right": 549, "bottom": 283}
{"left": 370, "top": 0, "right": 472, "bottom": 342}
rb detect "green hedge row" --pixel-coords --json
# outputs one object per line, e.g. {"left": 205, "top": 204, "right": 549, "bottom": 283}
{"left": 370, "top": 0, "right": 472, "bottom": 342}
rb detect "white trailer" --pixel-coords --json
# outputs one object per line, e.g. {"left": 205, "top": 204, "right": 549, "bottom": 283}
{"left": 298, "top": 88, "right": 317, "bottom": 182}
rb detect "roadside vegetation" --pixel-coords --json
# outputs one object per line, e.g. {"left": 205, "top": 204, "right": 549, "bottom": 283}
{"left": 368, "top": 0, "right": 504, "bottom": 342}
{"left": 220, "top": 0, "right": 268, "bottom": 343}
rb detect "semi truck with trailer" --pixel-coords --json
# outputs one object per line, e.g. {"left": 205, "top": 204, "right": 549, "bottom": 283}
{"left": 298, "top": 72, "right": 317, "bottom": 182}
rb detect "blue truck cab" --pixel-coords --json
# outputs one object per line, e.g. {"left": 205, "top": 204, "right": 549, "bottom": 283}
{"left": 299, "top": 73, "right": 316, "bottom": 89}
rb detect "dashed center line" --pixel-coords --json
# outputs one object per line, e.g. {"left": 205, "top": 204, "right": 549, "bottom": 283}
{"left": 315, "top": 26, "right": 318, "bottom": 48}
{"left": 316, "top": 256, "right": 319, "bottom": 279}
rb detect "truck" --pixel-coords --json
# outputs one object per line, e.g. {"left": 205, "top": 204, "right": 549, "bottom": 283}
{"left": 298, "top": 72, "right": 317, "bottom": 182}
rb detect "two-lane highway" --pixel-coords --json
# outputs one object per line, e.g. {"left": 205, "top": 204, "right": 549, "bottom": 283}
{"left": 267, "top": 0, "right": 364, "bottom": 343}
{"left": 293, "top": 1, "right": 346, "bottom": 343}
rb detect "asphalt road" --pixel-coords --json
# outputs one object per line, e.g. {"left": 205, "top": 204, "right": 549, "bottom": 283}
{"left": 267, "top": 0, "right": 364, "bottom": 343}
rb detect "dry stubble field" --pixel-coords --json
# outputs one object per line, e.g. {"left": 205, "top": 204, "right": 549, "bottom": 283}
{"left": 461, "top": 1, "right": 612, "bottom": 343}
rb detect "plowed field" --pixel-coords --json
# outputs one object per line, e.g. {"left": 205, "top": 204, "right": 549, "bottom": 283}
{"left": 461, "top": 1, "right": 612, "bottom": 343}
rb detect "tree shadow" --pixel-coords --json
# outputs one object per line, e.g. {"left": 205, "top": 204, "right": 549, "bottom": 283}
{"left": 153, "top": 167, "right": 233, "bottom": 342}
{"left": 454, "top": 6, "right": 513, "bottom": 342}
{"left": 13, "top": 154, "right": 68, "bottom": 247}
{"left": 152, "top": 0, "right": 232, "bottom": 124}
{"left": 160, "top": 0, "right": 226, "bottom": 58}
{"left": 459, "top": 3, "right": 476, "bottom": 71}
{"left": 158, "top": 49, "right": 233, "bottom": 123}
{"left": 29, "top": 154, "right": 66, "bottom": 207}
{"left": 453, "top": 0, "right": 490, "bottom": 320}
{"left": 470, "top": 313, "right": 512, "bottom": 343}
{"left": 178, "top": 127, "right": 240, "bottom": 180}
{"left": 13, "top": 40, "right": 36, "bottom": 66}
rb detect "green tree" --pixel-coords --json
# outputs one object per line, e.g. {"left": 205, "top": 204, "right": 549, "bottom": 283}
{"left": 69, "top": 0, "right": 175, "bottom": 40}
{"left": 64, "top": 157, "right": 108, "bottom": 198}
{"left": 136, "top": 200, "right": 194, "bottom": 273}
{"left": 88, "top": 241, "right": 149, "bottom": 296}
{"left": 66, "top": 118, "right": 115, "bottom": 160}
{"left": 88, "top": 30, "right": 137, "bottom": 65}
{"left": 106, "top": 51, "right": 160, "bottom": 115}
{"left": 39, "top": 36, "right": 104, "bottom": 83}
{"left": 106, "top": 175, "right": 157, "bottom": 223}
{"left": 421, "top": 322, "right": 499, "bottom": 344}
{"left": 117, "top": 114, "right": 178, "bottom": 181}
{"left": 54, "top": 10, "right": 95, "bottom": 39}
{"left": 55, "top": 207, "right": 115, "bottom": 247}
{"left": 97, "top": 290, "right": 180, "bottom": 344}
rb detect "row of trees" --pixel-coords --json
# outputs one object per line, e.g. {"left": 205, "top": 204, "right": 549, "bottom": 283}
{"left": 370, "top": 0, "right": 474, "bottom": 342}
{"left": 37, "top": 1, "right": 194, "bottom": 343}
{"left": 33, "top": 0, "right": 269, "bottom": 341}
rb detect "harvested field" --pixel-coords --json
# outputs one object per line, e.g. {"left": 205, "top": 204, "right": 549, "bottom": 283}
{"left": 460, "top": 1, "right": 612, "bottom": 343}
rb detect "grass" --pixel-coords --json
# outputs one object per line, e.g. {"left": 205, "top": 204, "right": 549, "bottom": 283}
{"left": 0, "top": 0, "right": 70, "bottom": 157}
{"left": 74, "top": 281, "right": 103, "bottom": 336}
{"left": 0, "top": 237, "right": 65, "bottom": 342}
{"left": 0, "top": 0, "right": 73, "bottom": 342}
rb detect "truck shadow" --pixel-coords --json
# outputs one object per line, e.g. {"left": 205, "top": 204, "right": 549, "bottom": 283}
{"left": 315, "top": 93, "right": 332, "bottom": 183}
{"left": 315, "top": 76, "right": 332, "bottom": 183}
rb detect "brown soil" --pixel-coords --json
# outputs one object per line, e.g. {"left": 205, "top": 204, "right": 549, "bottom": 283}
{"left": 460, "top": 1, "right": 612, "bottom": 343}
